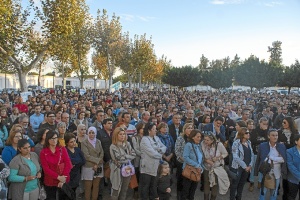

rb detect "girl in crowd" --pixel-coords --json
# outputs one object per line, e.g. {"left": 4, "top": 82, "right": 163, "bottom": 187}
{"left": 110, "top": 127, "right": 136, "bottom": 200}
{"left": 40, "top": 130, "right": 73, "bottom": 199}
{"left": 131, "top": 122, "right": 144, "bottom": 198}
{"left": 202, "top": 133, "right": 229, "bottom": 200}
{"left": 174, "top": 123, "right": 193, "bottom": 198}
{"left": 65, "top": 133, "right": 86, "bottom": 193}
{"left": 81, "top": 127, "right": 104, "bottom": 200}
{"left": 230, "top": 127, "right": 254, "bottom": 200}
{"left": 154, "top": 161, "right": 172, "bottom": 200}
{"left": 2, "top": 130, "right": 22, "bottom": 165}
{"left": 139, "top": 122, "right": 166, "bottom": 200}
{"left": 34, "top": 128, "right": 49, "bottom": 156}
{"left": 181, "top": 129, "right": 204, "bottom": 200}
{"left": 8, "top": 139, "right": 41, "bottom": 200}
{"left": 75, "top": 124, "right": 87, "bottom": 149}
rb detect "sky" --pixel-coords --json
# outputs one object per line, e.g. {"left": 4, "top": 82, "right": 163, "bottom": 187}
{"left": 86, "top": 0, "right": 300, "bottom": 67}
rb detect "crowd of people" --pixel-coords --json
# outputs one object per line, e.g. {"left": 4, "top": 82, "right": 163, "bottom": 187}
{"left": 0, "top": 88, "right": 300, "bottom": 200}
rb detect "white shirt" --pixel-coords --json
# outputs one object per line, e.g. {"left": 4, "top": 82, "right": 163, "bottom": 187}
{"left": 269, "top": 143, "right": 284, "bottom": 179}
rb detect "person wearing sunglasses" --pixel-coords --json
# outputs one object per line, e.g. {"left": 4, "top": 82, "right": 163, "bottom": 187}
{"left": 230, "top": 127, "right": 255, "bottom": 200}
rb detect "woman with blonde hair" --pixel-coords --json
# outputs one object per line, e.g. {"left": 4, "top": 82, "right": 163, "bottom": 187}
{"left": 174, "top": 122, "right": 194, "bottom": 198}
{"left": 75, "top": 124, "right": 87, "bottom": 149}
{"left": 110, "top": 127, "right": 136, "bottom": 200}
{"left": 2, "top": 129, "right": 22, "bottom": 165}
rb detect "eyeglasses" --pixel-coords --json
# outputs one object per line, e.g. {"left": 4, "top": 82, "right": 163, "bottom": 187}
{"left": 50, "top": 137, "right": 58, "bottom": 140}
{"left": 245, "top": 132, "right": 250, "bottom": 134}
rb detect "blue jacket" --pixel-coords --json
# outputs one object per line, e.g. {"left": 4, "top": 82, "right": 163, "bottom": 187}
{"left": 202, "top": 123, "right": 226, "bottom": 142}
{"left": 158, "top": 133, "right": 175, "bottom": 156}
{"left": 231, "top": 139, "right": 255, "bottom": 169}
{"left": 287, "top": 146, "right": 300, "bottom": 184}
{"left": 254, "top": 142, "right": 287, "bottom": 176}
{"left": 2, "top": 145, "right": 17, "bottom": 165}
{"left": 183, "top": 142, "right": 204, "bottom": 172}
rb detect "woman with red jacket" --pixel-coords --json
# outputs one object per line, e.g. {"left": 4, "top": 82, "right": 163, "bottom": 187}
{"left": 13, "top": 96, "right": 28, "bottom": 114}
{"left": 40, "top": 130, "right": 72, "bottom": 200}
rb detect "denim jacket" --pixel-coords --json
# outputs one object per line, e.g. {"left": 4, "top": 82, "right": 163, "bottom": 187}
{"left": 183, "top": 142, "right": 204, "bottom": 171}
{"left": 231, "top": 139, "right": 255, "bottom": 170}
{"left": 287, "top": 146, "right": 300, "bottom": 184}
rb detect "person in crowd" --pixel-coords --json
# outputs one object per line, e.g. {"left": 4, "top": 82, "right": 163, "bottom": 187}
{"left": 34, "top": 128, "right": 49, "bottom": 156}
{"left": 8, "top": 139, "right": 41, "bottom": 200}
{"left": 0, "top": 107, "right": 12, "bottom": 132}
{"left": 286, "top": 134, "right": 300, "bottom": 200}
{"left": 202, "top": 116, "right": 226, "bottom": 142}
{"left": 10, "top": 107, "right": 21, "bottom": 123}
{"left": 202, "top": 133, "right": 229, "bottom": 200}
{"left": 75, "top": 124, "right": 87, "bottom": 148}
{"left": 2, "top": 129, "right": 22, "bottom": 165}
{"left": 228, "top": 120, "right": 247, "bottom": 148}
{"left": 0, "top": 115, "right": 8, "bottom": 150}
{"left": 274, "top": 105, "right": 288, "bottom": 129}
{"left": 74, "top": 111, "right": 89, "bottom": 128}
{"left": 174, "top": 123, "right": 194, "bottom": 199}
{"left": 181, "top": 129, "right": 204, "bottom": 200}
{"left": 198, "top": 114, "right": 211, "bottom": 132}
{"left": 39, "top": 111, "right": 57, "bottom": 130}
{"left": 61, "top": 112, "right": 77, "bottom": 133}
{"left": 29, "top": 104, "right": 44, "bottom": 134}
{"left": 139, "top": 122, "right": 166, "bottom": 200}
{"left": 230, "top": 127, "right": 255, "bottom": 200}
{"left": 157, "top": 122, "right": 175, "bottom": 170}
{"left": 154, "top": 161, "right": 172, "bottom": 200}
{"left": 56, "top": 121, "right": 67, "bottom": 147}
{"left": 13, "top": 96, "right": 28, "bottom": 114}
{"left": 65, "top": 133, "right": 86, "bottom": 194}
{"left": 254, "top": 129, "right": 287, "bottom": 200}
{"left": 131, "top": 122, "right": 144, "bottom": 198}
{"left": 168, "top": 113, "right": 183, "bottom": 144}
{"left": 249, "top": 117, "right": 269, "bottom": 191}
{"left": 109, "top": 127, "right": 136, "bottom": 200}
{"left": 40, "top": 130, "right": 73, "bottom": 200}
{"left": 55, "top": 109, "right": 62, "bottom": 124}
{"left": 81, "top": 126, "right": 104, "bottom": 200}
{"left": 105, "top": 107, "right": 116, "bottom": 122}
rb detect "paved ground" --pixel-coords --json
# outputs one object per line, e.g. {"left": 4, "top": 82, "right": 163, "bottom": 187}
{"left": 98, "top": 174, "right": 286, "bottom": 200}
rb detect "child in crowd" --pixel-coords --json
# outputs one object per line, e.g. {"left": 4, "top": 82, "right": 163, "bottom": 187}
{"left": 155, "top": 161, "right": 172, "bottom": 200}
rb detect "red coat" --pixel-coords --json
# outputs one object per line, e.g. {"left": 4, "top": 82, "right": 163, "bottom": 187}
{"left": 40, "top": 146, "right": 72, "bottom": 186}
{"left": 13, "top": 103, "right": 28, "bottom": 114}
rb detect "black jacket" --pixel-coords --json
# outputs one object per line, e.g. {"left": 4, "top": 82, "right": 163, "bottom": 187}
{"left": 97, "top": 129, "right": 112, "bottom": 162}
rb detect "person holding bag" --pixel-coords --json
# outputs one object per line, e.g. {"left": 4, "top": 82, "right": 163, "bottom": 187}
{"left": 81, "top": 126, "right": 104, "bottom": 200}
{"left": 202, "top": 133, "right": 229, "bottom": 200}
{"left": 40, "top": 130, "right": 73, "bottom": 200}
{"left": 181, "top": 129, "right": 204, "bottom": 200}
{"left": 254, "top": 129, "right": 286, "bottom": 200}
{"left": 230, "top": 127, "right": 255, "bottom": 200}
{"left": 110, "top": 127, "right": 136, "bottom": 200}
{"left": 139, "top": 122, "right": 166, "bottom": 200}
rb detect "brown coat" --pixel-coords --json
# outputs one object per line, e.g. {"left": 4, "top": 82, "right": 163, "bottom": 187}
{"left": 81, "top": 139, "right": 104, "bottom": 167}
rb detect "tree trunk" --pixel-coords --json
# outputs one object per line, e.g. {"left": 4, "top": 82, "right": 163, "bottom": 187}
{"left": 288, "top": 86, "right": 291, "bottom": 94}
{"left": 80, "top": 77, "right": 84, "bottom": 89}
{"left": 139, "top": 70, "right": 142, "bottom": 88}
{"left": 38, "top": 64, "right": 42, "bottom": 86}
{"left": 105, "top": 80, "right": 108, "bottom": 89}
{"left": 128, "top": 74, "right": 132, "bottom": 89}
{"left": 17, "top": 70, "right": 28, "bottom": 92}
{"left": 62, "top": 63, "right": 66, "bottom": 89}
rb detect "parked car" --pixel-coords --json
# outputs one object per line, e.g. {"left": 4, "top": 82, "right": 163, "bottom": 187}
{"left": 27, "top": 85, "right": 46, "bottom": 93}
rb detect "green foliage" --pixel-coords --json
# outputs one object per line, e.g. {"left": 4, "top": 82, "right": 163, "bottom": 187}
{"left": 113, "top": 74, "right": 128, "bottom": 83}
{"left": 279, "top": 60, "right": 300, "bottom": 90}
{"left": 162, "top": 66, "right": 201, "bottom": 87}
{"left": 268, "top": 41, "right": 282, "bottom": 67}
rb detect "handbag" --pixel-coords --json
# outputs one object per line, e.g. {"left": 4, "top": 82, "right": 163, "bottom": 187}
{"left": 264, "top": 173, "right": 276, "bottom": 189}
{"left": 259, "top": 157, "right": 272, "bottom": 175}
{"left": 61, "top": 183, "right": 76, "bottom": 199}
{"left": 57, "top": 148, "right": 65, "bottom": 175}
{"left": 129, "top": 174, "right": 138, "bottom": 189}
{"left": 121, "top": 161, "right": 135, "bottom": 177}
{"left": 39, "top": 185, "right": 47, "bottom": 200}
{"left": 182, "top": 143, "right": 201, "bottom": 182}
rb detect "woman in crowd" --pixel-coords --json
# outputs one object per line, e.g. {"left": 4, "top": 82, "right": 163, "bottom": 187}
{"left": 110, "top": 127, "right": 136, "bottom": 200}
{"left": 13, "top": 96, "right": 28, "bottom": 114}
{"left": 230, "top": 127, "right": 255, "bottom": 200}
{"left": 56, "top": 122, "right": 67, "bottom": 147}
{"left": 202, "top": 133, "right": 229, "bottom": 200}
{"left": 11, "top": 124, "right": 35, "bottom": 147}
{"left": 255, "top": 129, "right": 286, "bottom": 200}
{"left": 34, "top": 128, "right": 49, "bottom": 156}
{"left": 75, "top": 124, "right": 87, "bottom": 148}
{"left": 40, "top": 130, "right": 73, "bottom": 199}
{"left": 175, "top": 123, "right": 193, "bottom": 198}
{"left": 8, "top": 139, "right": 41, "bottom": 200}
{"left": 74, "top": 111, "right": 89, "bottom": 128}
{"left": 157, "top": 122, "right": 175, "bottom": 169}
{"left": 247, "top": 119, "right": 255, "bottom": 134}
{"left": 10, "top": 107, "right": 21, "bottom": 123}
{"left": 81, "top": 126, "right": 104, "bottom": 200}
{"left": 69, "top": 107, "right": 77, "bottom": 123}
{"left": 2, "top": 129, "right": 22, "bottom": 165}
{"left": 286, "top": 134, "right": 300, "bottom": 200}
{"left": 0, "top": 115, "right": 8, "bottom": 150}
{"left": 139, "top": 122, "right": 166, "bottom": 200}
{"left": 65, "top": 133, "right": 86, "bottom": 193}
{"left": 55, "top": 109, "right": 62, "bottom": 124}
{"left": 198, "top": 114, "right": 211, "bottom": 132}
{"left": 105, "top": 107, "right": 116, "bottom": 122}
{"left": 131, "top": 122, "right": 144, "bottom": 198}
{"left": 181, "top": 129, "right": 204, "bottom": 200}
{"left": 278, "top": 116, "right": 298, "bottom": 199}
{"left": 0, "top": 107, "right": 12, "bottom": 132}
{"left": 229, "top": 120, "right": 247, "bottom": 148}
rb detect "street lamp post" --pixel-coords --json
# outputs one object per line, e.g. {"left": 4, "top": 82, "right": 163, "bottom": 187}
{"left": 52, "top": 71, "right": 55, "bottom": 89}
{"left": 94, "top": 75, "right": 97, "bottom": 90}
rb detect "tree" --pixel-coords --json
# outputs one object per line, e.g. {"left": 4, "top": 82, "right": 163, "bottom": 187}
{"left": 93, "top": 9, "right": 123, "bottom": 91}
{"left": 268, "top": 41, "right": 282, "bottom": 67}
{"left": 279, "top": 60, "right": 300, "bottom": 92}
{"left": 92, "top": 52, "right": 110, "bottom": 89}
{"left": 162, "top": 66, "right": 201, "bottom": 87}
{"left": 234, "top": 55, "right": 281, "bottom": 91}
{"left": 198, "top": 54, "right": 209, "bottom": 70}
{"left": 0, "top": 0, "right": 48, "bottom": 91}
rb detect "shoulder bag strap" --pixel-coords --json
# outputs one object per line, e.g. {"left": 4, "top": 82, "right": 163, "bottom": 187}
{"left": 215, "top": 142, "right": 219, "bottom": 157}
{"left": 191, "top": 143, "right": 199, "bottom": 164}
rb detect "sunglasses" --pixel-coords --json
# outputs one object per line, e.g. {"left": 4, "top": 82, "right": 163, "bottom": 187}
{"left": 245, "top": 132, "right": 250, "bottom": 134}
